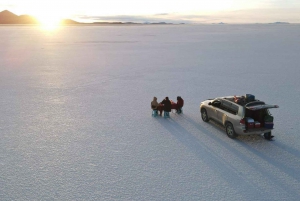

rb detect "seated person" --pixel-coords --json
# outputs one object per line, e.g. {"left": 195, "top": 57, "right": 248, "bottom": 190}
{"left": 157, "top": 104, "right": 164, "bottom": 116}
{"left": 176, "top": 96, "right": 184, "bottom": 112}
{"left": 160, "top": 97, "right": 171, "bottom": 115}
{"left": 151, "top": 97, "right": 159, "bottom": 110}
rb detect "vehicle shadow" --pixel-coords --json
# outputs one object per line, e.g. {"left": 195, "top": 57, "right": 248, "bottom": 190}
{"left": 158, "top": 114, "right": 300, "bottom": 197}
{"left": 205, "top": 117, "right": 300, "bottom": 185}
{"left": 155, "top": 116, "right": 267, "bottom": 198}
{"left": 271, "top": 140, "right": 300, "bottom": 161}
{"left": 239, "top": 139, "right": 300, "bottom": 176}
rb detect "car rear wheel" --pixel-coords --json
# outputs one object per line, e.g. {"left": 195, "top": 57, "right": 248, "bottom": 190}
{"left": 225, "top": 122, "right": 238, "bottom": 139}
{"left": 201, "top": 108, "right": 209, "bottom": 122}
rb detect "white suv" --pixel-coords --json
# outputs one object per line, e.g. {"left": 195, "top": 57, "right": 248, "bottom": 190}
{"left": 200, "top": 95, "right": 279, "bottom": 140}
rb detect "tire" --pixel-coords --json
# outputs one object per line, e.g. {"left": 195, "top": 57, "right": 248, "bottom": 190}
{"left": 201, "top": 108, "right": 209, "bottom": 122}
{"left": 225, "top": 122, "right": 238, "bottom": 139}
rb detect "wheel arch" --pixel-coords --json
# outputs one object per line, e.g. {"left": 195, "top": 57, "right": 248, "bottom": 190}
{"left": 224, "top": 120, "right": 232, "bottom": 127}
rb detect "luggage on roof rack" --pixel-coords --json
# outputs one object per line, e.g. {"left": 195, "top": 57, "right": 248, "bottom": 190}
{"left": 245, "top": 94, "right": 255, "bottom": 102}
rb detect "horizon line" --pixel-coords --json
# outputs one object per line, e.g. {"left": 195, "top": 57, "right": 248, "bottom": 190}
{"left": 0, "top": 9, "right": 298, "bottom": 25}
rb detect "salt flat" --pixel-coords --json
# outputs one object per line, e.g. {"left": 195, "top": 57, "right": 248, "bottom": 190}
{"left": 0, "top": 24, "right": 300, "bottom": 200}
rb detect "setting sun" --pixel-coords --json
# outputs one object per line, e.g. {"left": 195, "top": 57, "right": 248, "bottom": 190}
{"left": 37, "top": 14, "right": 62, "bottom": 26}
{"left": 37, "top": 14, "right": 62, "bottom": 30}
{"left": 23, "top": 1, "right": 68, "bottom": 30}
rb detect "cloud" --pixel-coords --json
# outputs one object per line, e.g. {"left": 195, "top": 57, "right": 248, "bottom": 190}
{"left": 74, "top": 13, "right": 234, "bottom": 24}
{"left": 0, "top": 3, "right": 17, "bottom": 10}
{"left": 218, "top": 8, "right": 300, "bottom": 23}
{"left": 154, "top": 13, "right": 170, "bottom": 16}
{"left": 71, "top": 8, "right": 300, "bottom": 24}
{"left": 75, "top": 14, "right": 193, "bottom": 24}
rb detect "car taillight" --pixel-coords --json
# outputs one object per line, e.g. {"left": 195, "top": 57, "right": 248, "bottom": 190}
{"left": 240, "top": 118, "right": 246, "bottom": 125}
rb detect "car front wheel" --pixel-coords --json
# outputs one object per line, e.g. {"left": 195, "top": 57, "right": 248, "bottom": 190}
{"left": 201, "top": 108, "right": 209, "bottom": 122}
{"left": 225, "top": 122, "right": 238, "bottom": 139}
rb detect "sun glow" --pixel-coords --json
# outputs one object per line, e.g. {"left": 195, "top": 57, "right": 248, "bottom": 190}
{"left": 37, "top": 15, "right": 62, "bottom": 31}
{"left": 26, "top": 2, "right": 68, "bottom": 31}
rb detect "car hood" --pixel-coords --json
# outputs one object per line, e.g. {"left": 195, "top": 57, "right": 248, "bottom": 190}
{"left": 201, "top": 99, "right": 213, "bottom": 104}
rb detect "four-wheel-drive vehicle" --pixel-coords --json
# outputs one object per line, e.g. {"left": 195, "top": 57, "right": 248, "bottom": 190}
{"left": 200, "top": 95, "right": 279, "bottom": 139}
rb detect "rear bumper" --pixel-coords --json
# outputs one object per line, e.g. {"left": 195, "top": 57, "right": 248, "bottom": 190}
{"left": 235, "top": 126, "right": 273, "bottom": 135}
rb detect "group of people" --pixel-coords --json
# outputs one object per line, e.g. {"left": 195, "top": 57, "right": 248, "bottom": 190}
{"left": 151, "top": 96, "right": 184, "bottom": 116}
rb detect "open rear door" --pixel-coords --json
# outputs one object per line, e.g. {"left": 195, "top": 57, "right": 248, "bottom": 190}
{"left": 246, "top": 103, "right": 279, "bottom": 111}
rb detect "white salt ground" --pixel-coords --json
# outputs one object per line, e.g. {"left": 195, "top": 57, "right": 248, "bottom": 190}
{"left": 0, "top": 24, "right": 300, "bottom": 200}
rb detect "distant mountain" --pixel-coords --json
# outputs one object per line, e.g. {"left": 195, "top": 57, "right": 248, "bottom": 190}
{"left": 0, "top": 10, "right": 39, "bottom": 24}
{"left": 149, "top": 22, "right": 173, "bottom": 25}
{"left": 61, "top": 19, "right": 80, "bottom": 25}
{"left": 211, "top": 22, "right": 226, "bottom": 25}
{"left": 18, "top": 15, "right": 39, "bottom": 24}
{"left": 0, "top": 10, "right": 178, "bottom": 25}
{"left": 0, "top": 10, "right": 20, "bottom": 24}
{"left": 0, "top": 10, "right": 79, "bottom": 24}
{"left": 269, "top": 22, "right": 290, "bottom": 24}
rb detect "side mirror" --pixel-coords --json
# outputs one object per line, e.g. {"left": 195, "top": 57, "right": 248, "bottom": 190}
{"left": 208, "top": 102, "right": 212, "bottom": 105}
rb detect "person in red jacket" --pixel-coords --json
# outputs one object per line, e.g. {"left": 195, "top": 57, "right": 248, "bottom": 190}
{"left": 176, "top": 96, "right": 184, "bottom": 113}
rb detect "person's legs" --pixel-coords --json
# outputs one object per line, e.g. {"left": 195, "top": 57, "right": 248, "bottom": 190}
{"left": 177, "top": 108, "right": 182, "bottom": 113}
{"left": 158, "top": 105, "right": 163, "bottom": 116}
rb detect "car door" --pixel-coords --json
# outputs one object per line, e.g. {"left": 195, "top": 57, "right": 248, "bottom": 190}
{"left": 216, "top": 100, "right": 237, "bottom": 124}
{"left": 209, "top": 100, "right": 222, "bottom": 122}
{"left": 215, "top": 100, "right": 228, "bottom": 123}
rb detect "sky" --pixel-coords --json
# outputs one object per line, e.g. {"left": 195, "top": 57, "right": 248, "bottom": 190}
{"left": 1, "top": 0, "right": 300, "bottom": 23}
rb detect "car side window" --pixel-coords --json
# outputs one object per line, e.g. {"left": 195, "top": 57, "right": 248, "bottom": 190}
{"left": 220, "top": 100, "right": 238, "bottom": 115}
{"left": 212, "top": 100, "right": 221, "bottom": 108}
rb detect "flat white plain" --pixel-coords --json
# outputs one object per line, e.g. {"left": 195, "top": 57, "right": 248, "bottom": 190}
{"left": 0, "top": 24, "right": 300, "bottom": 201}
